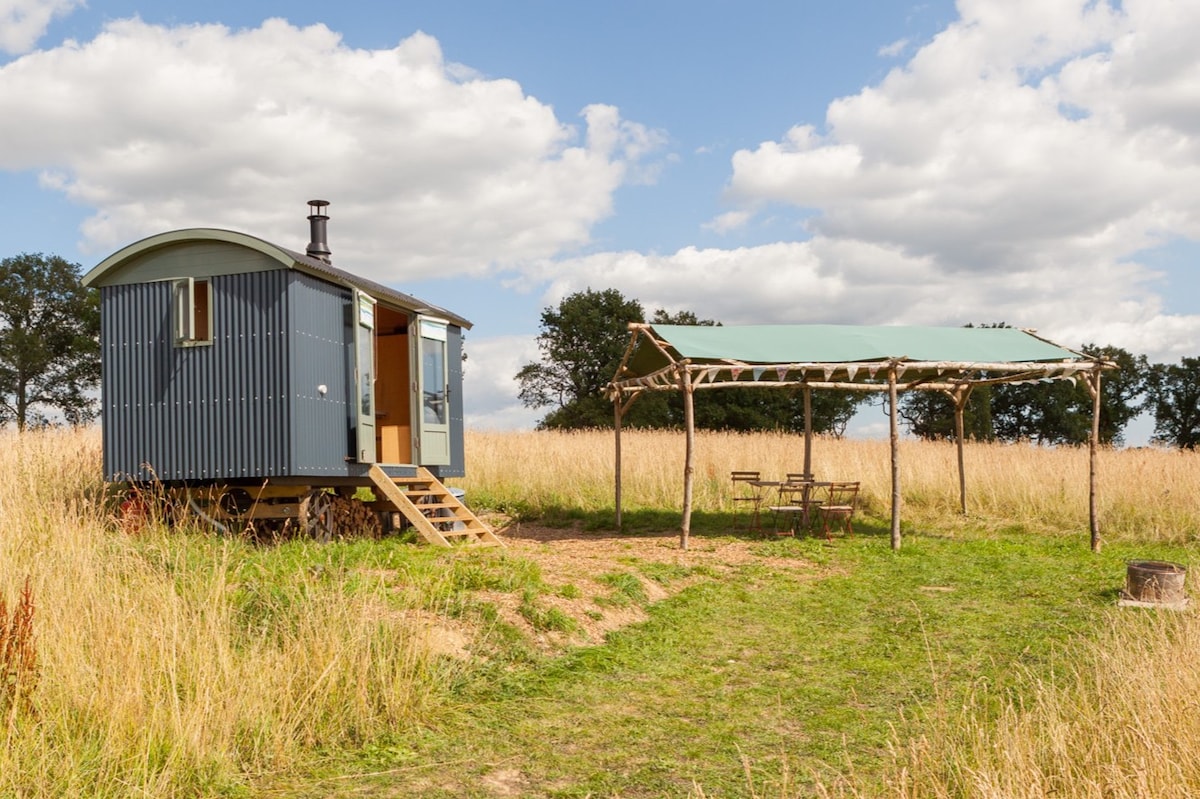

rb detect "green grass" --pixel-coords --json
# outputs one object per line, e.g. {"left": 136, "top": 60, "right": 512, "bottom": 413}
{"left": 595, "top": 571, "right": 649, "bottom": 607}
{"left": 264, "top": 518, "right": 1195, "bottom": 797}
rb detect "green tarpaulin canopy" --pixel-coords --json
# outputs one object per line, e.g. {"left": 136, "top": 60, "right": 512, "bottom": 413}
{"left": 626, "top": 324, "right": 1080, "bottom": 376}
{"left": 607, "top": 323, "right": 1114, "bottom": 553}
{"left": 618, "top": 324, "right": 1090, "bottom": 391}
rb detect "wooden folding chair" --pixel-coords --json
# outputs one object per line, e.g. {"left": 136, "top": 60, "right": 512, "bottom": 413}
{"left": 817, "top": 481, "right": 860, "bottom": 539}
{"left": 730, "top": 470, "right": 764, "bottom": 532}
{"left": 768, "top": 475, "right": 815, "bottom": 536}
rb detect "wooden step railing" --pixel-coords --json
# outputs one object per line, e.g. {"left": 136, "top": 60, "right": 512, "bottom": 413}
{"left": 367, "top": 465, "right": 502, "bottom": 547}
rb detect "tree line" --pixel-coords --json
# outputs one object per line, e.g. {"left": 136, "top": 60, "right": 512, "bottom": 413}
{"left": 516, "top": 288, "right": 1200, "bottom": 449}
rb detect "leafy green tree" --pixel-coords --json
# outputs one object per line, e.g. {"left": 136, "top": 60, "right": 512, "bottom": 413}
{"left": 516, "top": 288, "right": 647, "bottom": 429}
{"left": 0, "top": 253, "right": 100, "bottom": 430}
{"left": 809, "top": 391, "right": 867, "bottom": 436}
{"left": 1145, "top": 357, "right": 1200, "bottom": 449}
{"left": 899, "top": 388, "right": 994, "bottom": 441}
{"left": 990, "top": 378, "right": 1089, "bottom": 444}
{"left": 649, "top": 309, "right": 707, "bottom": 327}
{"left": 693, "top": 389, "right": 861, "bottom": 436}
{"left": 991, "top": 344, "right": 1147, "bottom": 446}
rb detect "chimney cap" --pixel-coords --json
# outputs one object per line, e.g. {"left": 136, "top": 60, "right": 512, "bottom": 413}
{"left": 306, "top": 200, "right": 332, "bottom": 262}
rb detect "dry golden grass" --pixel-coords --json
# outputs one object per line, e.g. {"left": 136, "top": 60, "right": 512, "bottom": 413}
{"left": 0, "top": 428, "right": 452, "bottom": 796}
{"left": 461, "top": 429, "right": 1200, "bottom": 542}
{"left": 872, "top": 609, "right": 1200, "bottom": 799}
{"left": 2, "top": 426, "right": 1198, "bottom": 796}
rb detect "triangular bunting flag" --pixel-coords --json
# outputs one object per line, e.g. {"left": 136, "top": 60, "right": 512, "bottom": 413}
{"left": 752, "top": 367, "right": 766, "bottom": 381}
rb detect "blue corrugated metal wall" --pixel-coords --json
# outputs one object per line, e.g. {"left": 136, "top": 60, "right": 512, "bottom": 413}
{"left": 286, "top": 272, "right": 356, "bottom": 476}
{"left": 100, "top": 272, "right": 291, "bottom": 482}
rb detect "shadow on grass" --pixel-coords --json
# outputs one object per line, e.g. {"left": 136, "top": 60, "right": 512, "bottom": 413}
{"left": 496, "top": 504, "right": 896, "bottom": 546}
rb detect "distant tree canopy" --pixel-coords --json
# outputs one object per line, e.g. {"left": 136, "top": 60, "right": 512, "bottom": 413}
{"left": 515, "top": 289, "right": 868, "bottom": 432}
{"left": 0, "top": 253, "right": 100, "bottom": 430}
{"left": 1145, "top": 357, "right": 1200, "bottom": 449}
{"left": 898, "top": 387, "right": 994, "bottom": 442}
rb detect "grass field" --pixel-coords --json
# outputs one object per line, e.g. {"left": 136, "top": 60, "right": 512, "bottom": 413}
{"left": 1, "top": 427, "right": 1198, "bottom": 797}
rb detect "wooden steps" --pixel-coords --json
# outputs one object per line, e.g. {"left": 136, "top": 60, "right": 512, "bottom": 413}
{"left": 367, "top": 465, "right": 503, "bottom": 547}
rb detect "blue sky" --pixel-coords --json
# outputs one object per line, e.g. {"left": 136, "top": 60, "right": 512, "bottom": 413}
{"left": 3, "top": 0, "right": 1198, "bottom": 436}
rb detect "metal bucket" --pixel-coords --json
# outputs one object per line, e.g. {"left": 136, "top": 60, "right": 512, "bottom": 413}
{"left": 1125, "top": 560, "right": 1187, "bottom": 604}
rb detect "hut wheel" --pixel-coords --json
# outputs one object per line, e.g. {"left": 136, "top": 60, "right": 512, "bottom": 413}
{"left": 301, "top": 489, "right": 336, "bottom": 543}
{"left": 218, "top": 488, "right": 254, "bottom": 518}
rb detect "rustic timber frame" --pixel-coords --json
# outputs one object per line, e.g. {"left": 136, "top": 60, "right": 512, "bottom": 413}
{"left": 606, "top": 323, "right": 1116, "bottom": 553}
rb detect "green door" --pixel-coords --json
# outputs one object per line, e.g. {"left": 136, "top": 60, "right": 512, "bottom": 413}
{"left": 353, "top": 291, "right": 377, "bottom": 463}
{"left": 415, "top": 316, "right": 451, "bottom": 466}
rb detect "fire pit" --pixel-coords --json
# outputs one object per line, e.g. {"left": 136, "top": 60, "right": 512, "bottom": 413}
{"left": 1120, "top": 560, "right": 1188, "bottom": 609}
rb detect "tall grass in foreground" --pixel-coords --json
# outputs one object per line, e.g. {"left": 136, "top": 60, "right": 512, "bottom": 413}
{"left": 865, "top": 608, "right": 1200, "bottom": 799}
{"left": 0, "top": 429, "right": 456, "bottom": 796}
{"left": 4, "top": 427, "right": 1199, "bottom": 796}
{"left": 462, "top": 428, "right": 1200, "bottom": 541}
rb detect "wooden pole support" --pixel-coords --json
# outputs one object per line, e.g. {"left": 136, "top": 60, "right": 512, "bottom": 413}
{"left": 680, "top": 366, "right": 696, "bottom": 551}
{"left": 889, "top": 367, "right": 902, "bottom": 551}
{"left": 614, "top": 396, "right": 623, "bottom": 533}
{"left": 803, "top": 386, "right": 813, "bottom": 479}
{"left": 954, "top": 385, "right": 973, "bottom": 515}
{"left": 1087, "top": 371, "right": 1102, "bottom": 553}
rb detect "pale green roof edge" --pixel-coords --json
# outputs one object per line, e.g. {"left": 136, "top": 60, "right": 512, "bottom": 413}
{"left": 81, "top": 228, "right": 471, "bottom": 328}
{"left": 81, "top": 229, "right": 292, "bottom": 286}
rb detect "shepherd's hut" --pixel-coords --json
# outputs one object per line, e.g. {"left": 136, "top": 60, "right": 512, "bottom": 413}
{"left": 82, "top": 201, "right": 498, "bottom": 546}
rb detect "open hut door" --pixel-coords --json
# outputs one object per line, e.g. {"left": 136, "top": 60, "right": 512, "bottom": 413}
{"left": 353, "top": 291, "right": 377, "bottom": 463}
{"left": 414, "top": 316, "right": 451, "bottom": 466}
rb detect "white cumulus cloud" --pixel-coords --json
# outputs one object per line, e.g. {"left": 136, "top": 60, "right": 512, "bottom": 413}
{"left": 461, "top": 334, "right": 542, "bottom": 430}
{"left": 717, "top": 0, "right": 1200, "bottom": 362}
{"left": 0, "top": 0, "right": 82, "bottom": 55}
{"left": 0, "top": 18, "right": 665, "bottom": 280}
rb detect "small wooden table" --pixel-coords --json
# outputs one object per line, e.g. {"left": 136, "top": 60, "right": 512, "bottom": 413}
{"left": 766, "top": 480, "right": 831, "bottom": 536}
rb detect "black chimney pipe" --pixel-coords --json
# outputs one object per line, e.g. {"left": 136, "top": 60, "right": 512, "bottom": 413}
{"left": 306, "top": 199, "right": 332, "bottom": 262}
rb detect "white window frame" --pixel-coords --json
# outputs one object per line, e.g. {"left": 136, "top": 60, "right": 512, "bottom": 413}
{"left": 172, "top": 277, "right": 213, "bottom": 346}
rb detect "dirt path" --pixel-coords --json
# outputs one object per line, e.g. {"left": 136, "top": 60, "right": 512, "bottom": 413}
{"left": 454, "top": 520, "right": 826, "bottom": 654}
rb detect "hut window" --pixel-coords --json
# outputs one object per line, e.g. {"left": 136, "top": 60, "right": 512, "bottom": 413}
{"left": 173, "top": 278, "right": 212, "bottom": 346}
